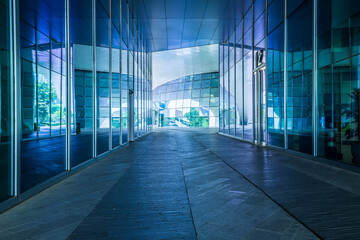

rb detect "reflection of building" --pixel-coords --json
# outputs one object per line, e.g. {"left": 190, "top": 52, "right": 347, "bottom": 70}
{"left": 153, "top": 72, "right": 219, "bottom": 128}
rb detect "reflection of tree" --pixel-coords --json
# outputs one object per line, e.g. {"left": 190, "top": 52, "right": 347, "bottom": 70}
{"left": 184, "top": 108, "right": 209, "bottom": 127}
{"left": 38, "top": 80, "right": 59, "bottom": 125}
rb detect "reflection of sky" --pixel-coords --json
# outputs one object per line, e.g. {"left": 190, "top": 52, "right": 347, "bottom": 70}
{"left": 152, "top": 45, "right": 219, "bottom": 89}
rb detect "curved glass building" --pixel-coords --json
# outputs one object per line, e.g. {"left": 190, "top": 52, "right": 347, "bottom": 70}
{"left": 153, "top": 72, "right": 219, "bottom": 128}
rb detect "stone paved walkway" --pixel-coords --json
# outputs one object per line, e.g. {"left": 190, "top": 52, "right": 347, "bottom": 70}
{"left": 2, "top": 128, "right": 358, "bottom": 239}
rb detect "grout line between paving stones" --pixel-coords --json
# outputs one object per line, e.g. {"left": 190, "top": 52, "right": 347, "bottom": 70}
{"left": 191, "top": 133, "right": 324, "bottom": 240}
{"left": 175, "top": 135, "right": 199, "bottom": 240}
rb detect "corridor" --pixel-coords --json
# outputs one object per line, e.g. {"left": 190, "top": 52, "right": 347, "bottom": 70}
{"left": 1, "top": 128, "right": 360, "bottom": 239}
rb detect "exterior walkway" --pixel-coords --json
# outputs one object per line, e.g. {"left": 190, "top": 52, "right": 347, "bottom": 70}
{"left": 1, "top": 128, "right": 359, "bottom": 239}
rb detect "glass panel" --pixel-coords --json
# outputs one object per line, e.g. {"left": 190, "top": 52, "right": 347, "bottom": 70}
{"left": 20, "top": 0, "right": 66, "bottom": 192}
{"left": 96, "top": 0, "right": 110, "bottom": 155}
{"left": 111, "top": 0, "right": 120, "bottom": 148}
{"left": 236, "top": 58, "right": 243, "bottom": 138}
{"left": 224, "top": 45, "right": 229, "bottom": 134}
{"left": 0, "top": 0, "right": 13, "bottom": 202}
{"left": 287, "top": 0, "right": 313, "bottom": 154}
{"left": 317, "top": 0, "right": 360, "bottom": 166}
{"left": 230, "top": 66, "right": 235, "bottom": 135}
{"left": 121, "top": 40, "right": 128, "bottom": 143}
{"left": 244, "top": 52, "right": 253, "bottom": 140}
{"left": 153, "top": 72, "right": 219, "bottom": 128}
{"left": 267, "top": 23, "right": 284, "bottom": 147}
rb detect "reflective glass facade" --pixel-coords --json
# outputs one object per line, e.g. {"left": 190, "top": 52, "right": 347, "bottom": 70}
{"left": 153, "top": 72, "right": 219, "bottom": 128}
{"left": 220, "top": 0, "right": 360, "bottom": 168}
{"left": 1, "top": 0, "right": 152, "bottom": 209}
{"left": 0, "top": 0, "right": 12, "bottom": 202}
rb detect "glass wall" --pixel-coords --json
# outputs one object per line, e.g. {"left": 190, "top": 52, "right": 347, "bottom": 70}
{"left": 96, "top": 0, "right": 110, "bottom": 156}
{"left": 219, "top": 0, "right": 360, "bottom": 168}
{"left": 219, "top": 44, "right": 224, "bottom": 133}
{"left": 0, "top": 0, "right": 152, "bottom": 208}
{"left": 0, "top": 0, "right": 12, "bottom": 202}
{"left": 235, "top": 20, "right": 243, "bottom": 139}
{"left": 111, "top": 0, "right": 121, "bottom": 148}
{"left": 229, "top": 33, "right": 236, "bottom": 135}
{"left": 317, "top": 0, "right": 360, "bottom": 165}
{"left": 244, "top": 7, "right": 253, "bottom": 140}
{"left": 70, "top": 0, "right": 94, "bottom": 167}
{"left": 20, "top": 0, "right": 67, "bottom": 192}
{"left": 267, "top": 0, "right": 284, "bottom": 147}
{"left": 153, "top": 72, "right": 219, "bottom": 128}
{"left": 287, "top": 0, "right": 313, "bottom": 154}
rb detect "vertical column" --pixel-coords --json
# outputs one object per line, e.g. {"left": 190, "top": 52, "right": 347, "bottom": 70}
{"left": 284, "top": 0, "right": 288, "bottom": 149}
{"left": 93, "top": 0, "right": 97, "bottom": 157}
{"left": 65, "top": 0, "right": 71, "bottom": 169}
{"left": 119, "top": 0, "right": 122, "bottom": 145}
{"left": 137, "top": 30, "right": 139, "bottom": 138}
{"left": 265, "top": 0, "right": 269, "bottom": 145}
{"left": 251, "top": 3, "right": 255, "bottom": 143}
{"left": 234, "top": 23, "right": 237, "bottom": 136}
{"left": 227, "top": 41, "right": 230, "bottom": 134}
{"left": 11, "top": 0, "right": 21, "bottom": 195}
{"left": 313, "top": 0, "right": 318, "bottom": 156}
{"left": 242, "top": 19, "right": 245, "bottom": 139}
{"left": 109, "top": 0, "right": 112, "bottom": 150}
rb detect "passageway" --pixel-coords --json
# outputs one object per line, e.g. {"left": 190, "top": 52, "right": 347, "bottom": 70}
{"left": 2, "top": 128, "right": 360, "bottom": 239}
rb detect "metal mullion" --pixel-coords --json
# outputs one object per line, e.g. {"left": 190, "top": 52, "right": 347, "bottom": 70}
{"left": 227, "top": 41, "right": 230, "bottom": 135}
{"left": 146, "top": 52, "right": 147, "bottom": 132}
{"left": 93, "top": 0, "right": 97, "bottom": 157}
{"left": 265, "top": 0, "right": 269, "bottom": 145}
{"left": 242, "top": 20, "right": 245, "bottom": 139}
{"left": 65, "top": 0, "right": 71, "bottom": 170}
{"left": 313, "top": 0, "right": 317, "bottom": 156}
{"left": 119, "top": 0, "right": 122, "bottom": 145}
{"left": 49, "top": 40, "right": 52, "bottom": 136}
{"left": 11, "top": 0, "right": 21, "bottom": 196}
{"left": 252, "top": 4, "right": 255, "bottom": 144}
{"left": 136, "top": 30, "right": 139, "bottom": 138}
{"left": 131, "top": 15, "right": 135, "bottom": 141}
{"left": 284, "top": 0, "right": 288, "bottom": 149}
{"left": 222, "top": 44, "right": 225, "bottom": 133}
{"left": 234, "top": 24, "right": 237, "bottom": 136}
{"left": 140, "top": 40, "right": 143, "bottom": 135}
{"left": 60, "top": 41, "right": 63, "bottom": 135}
{"left": 126, "top": 3, "right": 130, "bottom": 141}
{"left": 109, "top": 0, "right": 112, "bottom": 150}
{"left": 35, "top": 29, "right": 39, "bottom": 139}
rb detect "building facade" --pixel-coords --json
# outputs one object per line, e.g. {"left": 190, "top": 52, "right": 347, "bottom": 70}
{"left": 0, "top": 0, "right": 152, "bottom": 210}
{"left": 219, "top": 0, "right": 360, "bottom": 168}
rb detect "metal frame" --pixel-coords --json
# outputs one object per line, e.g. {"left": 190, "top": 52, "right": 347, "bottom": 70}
{"left": 234, "top": 21, "right": 237, "bottom": 137}
{"left": 312, "top": 0, "right": 318, "bottom": 157}
{"left": 109, "top": 0, "right": 112, "bottom": 150}
{"left": 126, "top": 2, "right": 131, "bottom": 141}
{"left": 65, "top": 0, "right": 71, "bottom": 170}
{"left": 119, "top": 0, "right": 123, "bottom": 146}
{"left": 284, "top": 0, "right": 288, "bottom": 149}
{"left": 242, "top": 19, "right": 245, "bottom": 139}
{"left": 265, "top": 0, "right": 269, "bottom": 145}
{"left": 251, "top": 3, "right": 256, "bottom": 144}
{"left": 219, "top": 0, "right": 330, "bottom": 169}
{"left": 11, "top": 0, "right": 21, "bottom": 197}
{"left": 93, "top": 0, "right": 97, "bottom": 158}
{"left": 0, "top": 0, "right": 155, "bottom": 214}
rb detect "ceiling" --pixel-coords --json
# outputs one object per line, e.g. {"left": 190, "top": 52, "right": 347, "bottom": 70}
{"left": 19, "top": 0, "right": 253, "bottom": 52}
{"left": 128, "top": 0, "right": 253, "bottom": 52}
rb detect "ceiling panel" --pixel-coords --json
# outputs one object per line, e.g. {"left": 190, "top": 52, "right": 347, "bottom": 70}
{"left": 165, "top": 0, "right": 186, "bottom": 19}
{"left": 128, "top": 0, "right": 244, "bottom": 52}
